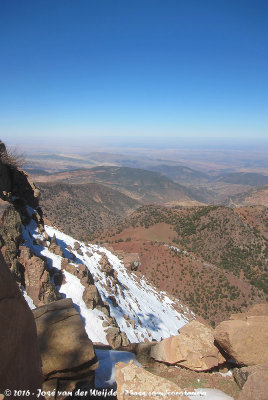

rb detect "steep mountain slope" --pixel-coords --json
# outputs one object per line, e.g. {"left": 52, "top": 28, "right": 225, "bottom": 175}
{"left": 97, "top": 205, "right": 267, "bottom": 326}
{"left": 22, "top": 207, "right": 192, "bottom": 344}
{"left": 38, "top": 182, "right": 141, "bottom": 240}
{"left": 34, "top": 166, "right": 201, "bottom": 206}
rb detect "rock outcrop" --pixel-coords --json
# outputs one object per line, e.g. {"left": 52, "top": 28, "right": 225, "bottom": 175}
{"left": 83, "top": 284, "right": 102, "bottom": 309}
{"left": 20, "top": 246, "right": 61, "bottom": 306}
{"left": 214, "top": 315, "right": 268, "bottom": 366}
{"left": 33, "top": 298, "right": 98, "bottom": 395}
{"left": 99, "top": 253, "right": 115, "bottom": 277}
{"left": 115, "top": 360, "right": 190, "bottom": 400}
{"left": 48, "top": 234, "right": 64, "bottom": 256}
{"left": 151, "top": 320, "right": 225, "bottom": 371}
{"left": 0, "top": 204, "right": 23, "bottom": 283}
{"left": 0, "top": 250, "right": 43, "bottom": 398}
{"left": 60, "top": 254, "right": 129, "bottom": 349}
{"left": 0, "top": 141, "right": 59, "bottom": 301}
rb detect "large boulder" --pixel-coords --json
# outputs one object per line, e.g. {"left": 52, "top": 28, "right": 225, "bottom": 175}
{"left": 115, "top": 360, "right": 189, "bottom": 400}
{"left": 0, "top": 250, "right": 43, "bottom": 397}
{"left": 214, "top": 315, "right": 268, "bottom": 366}
{"left": 33, "top": 298, "right": 98, "bottom": 388}
{"left": 151, "top": 320, "right": 225, "bottom": 371}
{"left": 238, "top": 365, "right": 268, "bottom": 400}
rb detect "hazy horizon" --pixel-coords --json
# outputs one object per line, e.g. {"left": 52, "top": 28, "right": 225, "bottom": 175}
{"left": 3, "top": 135, "right": 268, "bottom": 155}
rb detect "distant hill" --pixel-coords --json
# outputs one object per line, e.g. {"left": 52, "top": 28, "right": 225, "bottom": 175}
{"left": 223, "top": 185, "right": 268, "bottom": 207}
{"left": 148, "top": 164, "right": 210, "bottom": 185}
{"left": 38, "top": 182, "right": 141, "bottom": 240}
{"left": 216, "top": 172, "right": 268, "bottom": 186}
{"left": 35, "top": 166, "right": 201, "bottom": 206}
{"left": 98, "top": 204, "right": 267, "bottom": 326}
{"left": 25, "top": 168, "right": 51, "bottom": 175}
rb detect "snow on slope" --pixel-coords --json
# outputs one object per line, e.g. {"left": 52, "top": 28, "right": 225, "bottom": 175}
{"left": 22, "top": 211, "right": 192, "bottom": 344}
{"left": 22, "top": 286, "right": 36, "bottom": 310}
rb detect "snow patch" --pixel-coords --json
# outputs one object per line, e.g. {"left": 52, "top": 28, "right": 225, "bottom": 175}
{"left": 21, "top": 287, "right": 36, "bottom": 310}
{"left": 95, "top": 350, "right": 140, "bottom": 388}
{"left": 60, "top": 271, "right": 108, "bottom": 344}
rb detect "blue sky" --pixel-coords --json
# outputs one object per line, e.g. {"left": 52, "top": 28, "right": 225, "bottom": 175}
{"left": 0, "top": 0, "right": 267, "bottom": 149}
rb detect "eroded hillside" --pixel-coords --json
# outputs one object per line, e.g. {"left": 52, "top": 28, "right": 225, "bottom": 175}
{"left": 38, "top": 182, "right": 141, "bottom": 240}
{"left": 97, "top": 205, "right": 267, "bottom": 326}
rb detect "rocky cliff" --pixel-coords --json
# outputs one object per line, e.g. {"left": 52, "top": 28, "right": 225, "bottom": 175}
{"left": 0, "top": 141, "right": 60, "bottom": 302}
{"left": 0, "top": 142, "right": 44, "bottom": 396}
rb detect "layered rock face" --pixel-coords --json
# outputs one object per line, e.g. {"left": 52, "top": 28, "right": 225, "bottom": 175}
{"left": 0, "top": 250, "right": 43, "bottom": 397}
{"left": 33, "top": 299, "right": 98, "bottom": 396}
{"left": 151, "top": 320, "right": 225, "bottom": 371}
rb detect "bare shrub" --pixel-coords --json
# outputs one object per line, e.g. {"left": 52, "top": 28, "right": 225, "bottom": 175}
{"left": 0, "top": 143, "right": 25, "bottom": 169}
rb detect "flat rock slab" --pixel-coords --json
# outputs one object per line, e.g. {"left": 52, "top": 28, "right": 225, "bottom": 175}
{"left": 33, "top": 298, "right": 98, "bottom": 377}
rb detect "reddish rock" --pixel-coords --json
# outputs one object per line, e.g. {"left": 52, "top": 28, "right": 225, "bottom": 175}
{"left": 61, "top": 259, "right": 77, "bottom": 275}
{"left": 106, "top": 327, "right": 122, "bottom": 349}
{"left": 77, "top": 263, "right": 94, "bottom": 284}
{"left": 83, "top": 284, "right": 102, "bottom": 309}
{"left": 214, "top": 316, "right": 268, "bottom": 366}
{"left": 48, "top": 243, "right": 63, "bottom": 256}
{"left": 99, "top": 254, "right": 114, "bottom": 276}
{"left": 20, "top": 246, "right": 60, "bottom": 306}
{"left": 151, "top": 320, "right": 225, "bottom": 371}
